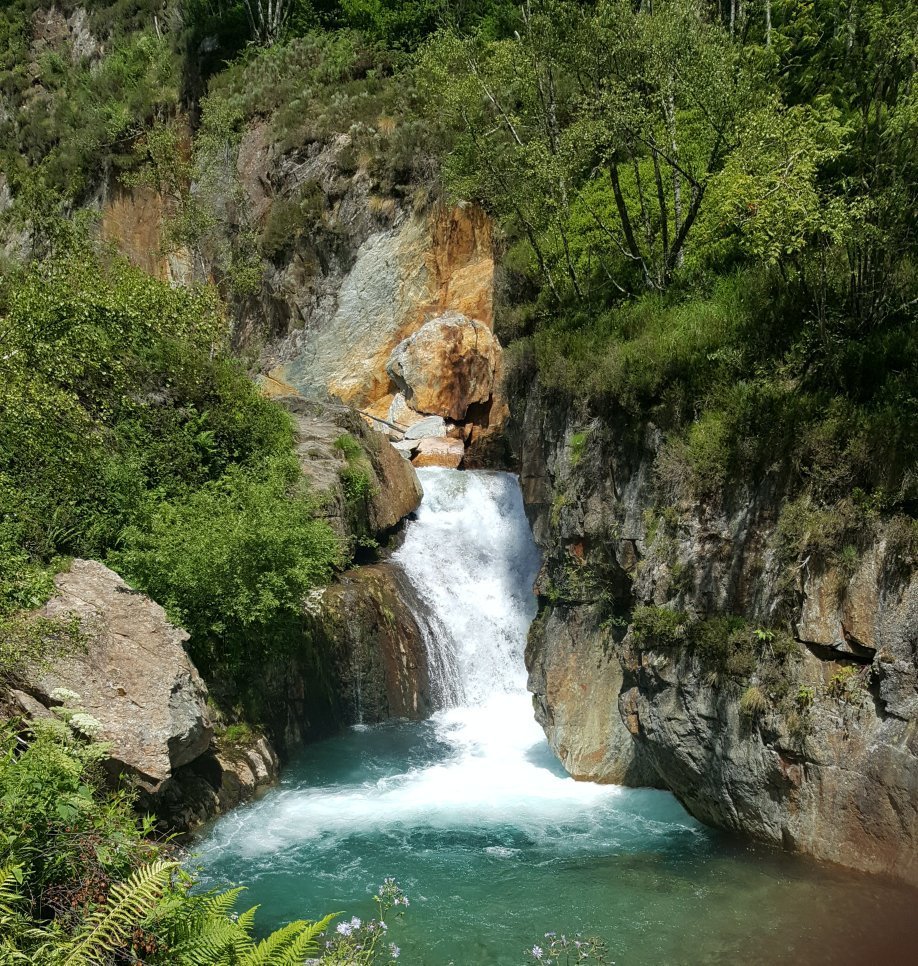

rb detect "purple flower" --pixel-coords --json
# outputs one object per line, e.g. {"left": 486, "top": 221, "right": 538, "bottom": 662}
{"left": 336, "top": 922, "right": 353, "bottom": 937}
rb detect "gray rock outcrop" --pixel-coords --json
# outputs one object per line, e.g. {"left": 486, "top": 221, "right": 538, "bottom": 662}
{"left": 511, "top": 380, "right": 918, "bottom": 885}
{"left": 22, "top": 559, "right": 212, "bottom": 794}
{"left": 9, "top": 559, "right": 282, "bottom": 832}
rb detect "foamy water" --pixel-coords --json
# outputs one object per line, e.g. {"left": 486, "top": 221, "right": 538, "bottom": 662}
{"left": 198, "top": 469, "right": 627, "bottom": 862}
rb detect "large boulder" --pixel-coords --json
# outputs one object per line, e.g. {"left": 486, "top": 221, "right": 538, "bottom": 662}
{"left": 21, "top": 560, "right": 212, "bottom": 794}
{"left": 269, "top": 204, "right": 494, "bottom": 412}
{"left": 386, "top": 311, "right": 501, "bottom": 421}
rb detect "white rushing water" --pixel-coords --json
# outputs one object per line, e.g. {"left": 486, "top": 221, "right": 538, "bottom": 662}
{"left": 199, "top": 469, "right": 619, "bottom": 861}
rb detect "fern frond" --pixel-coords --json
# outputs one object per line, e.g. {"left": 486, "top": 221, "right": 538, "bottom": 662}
{"left": 62, "top": 860, "right": 177, "bottom": 966}
{"left": 271, "top": 913, "right": 337, "bottom": 965}
{"left": 170, "top": 917, "right": 248, "bottom": 966}
{"left": 242, "top": 920, "right": 307, "bottom": 965}
{"left": 242, "top": 912, "right": 337, "bottom": 966}
{"left": 203, "top": 886, "right": 247, "bottom": 920}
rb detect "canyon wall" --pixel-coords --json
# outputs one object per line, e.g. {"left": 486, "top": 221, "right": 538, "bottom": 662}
{"left": 512, "top": 382, "right": 918, "bottom": 885}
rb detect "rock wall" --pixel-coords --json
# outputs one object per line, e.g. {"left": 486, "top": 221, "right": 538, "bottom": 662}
{"left": 511, "top": 381, "right": 918, "bottom": 885}
{"left": 96, "top": 114, "right": 505, "bottom": 468}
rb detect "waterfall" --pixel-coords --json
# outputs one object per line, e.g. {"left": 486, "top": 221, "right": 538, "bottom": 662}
{"left": 393, "top": 468, "right": 541, "bottom": 708}
{"left": 192, "top": 470, "right": 908, "bottom": 965}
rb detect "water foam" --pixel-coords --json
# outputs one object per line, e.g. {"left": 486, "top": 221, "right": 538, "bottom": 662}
{"left": 197, "top": 469, "right": 630, "bottom": 864}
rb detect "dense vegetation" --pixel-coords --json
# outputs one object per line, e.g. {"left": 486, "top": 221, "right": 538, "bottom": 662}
{"left": 0, "top": 240, "right": 341, "bottom": 705}
{"left": 421, "top": 1, "right": 916, "bottom": 550}
{"left": 1, "top": 0, "right": 915, "bottom": 959}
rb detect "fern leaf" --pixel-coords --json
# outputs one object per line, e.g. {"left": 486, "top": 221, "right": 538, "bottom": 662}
{"left": 62, "top": 860, "right": 176, "bottom": 966}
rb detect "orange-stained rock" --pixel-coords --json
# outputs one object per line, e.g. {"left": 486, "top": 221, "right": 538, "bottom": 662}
{"left": 421, "top": 202, "right": 494, "bottom": 329}
{"left": 387, "top": 312, "right": 500, "bottom": 421}
{"left": 412, "top": 436, "right": 465, "bottom": 469}
{"left": 273, "top": 203, "right": 496, "bottom": 415}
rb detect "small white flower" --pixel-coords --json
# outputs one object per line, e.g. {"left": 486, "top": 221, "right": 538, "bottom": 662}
{"left": 532, "top": 946, "right": 544, "bottom": 960}
{"left": 336, "top": 922, "right": 353, "bottom": 937}
{"left": 51, "top": 687, "right": 81, "bottom": 706}
{"left": 69, "top": 712, "right": 103, "bottom": 738}
{"left": 389, "top": 943, "right": 400, "bottom": 959}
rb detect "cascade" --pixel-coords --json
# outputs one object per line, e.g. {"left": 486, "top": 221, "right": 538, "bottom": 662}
{"left": 193, "top": 469, "right": 914, "bottom": 964}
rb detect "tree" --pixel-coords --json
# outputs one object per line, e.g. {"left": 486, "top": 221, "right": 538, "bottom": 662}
{"left": 422, "top": 0, "right": 770, "bottom": 299}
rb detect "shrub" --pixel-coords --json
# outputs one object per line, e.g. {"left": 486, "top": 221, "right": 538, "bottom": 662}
{"left": 113, "top": 457, "right": 341, "bottom": 677}
{"left": 630, "top": 606, "right": 689, "bottom": 649}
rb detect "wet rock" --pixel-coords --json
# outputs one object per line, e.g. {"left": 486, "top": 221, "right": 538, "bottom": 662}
{"left": 318, "top": 564, "right": 431, "bottom": 722}
{"left": 386, "top": 311, "right": 501, "bottom": 421}
{"left": 527, "top": 604, "right": 654, "bottom": 784}
{"left": 412, "top": 436, "right": 465, "bottom": 469}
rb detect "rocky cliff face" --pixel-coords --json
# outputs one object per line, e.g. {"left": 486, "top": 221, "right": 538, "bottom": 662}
{"left": 98, "top": 114, "right": 505, "bottom": 468}
{"left": 512, "top": 382, "right": 918, "bottom": 885}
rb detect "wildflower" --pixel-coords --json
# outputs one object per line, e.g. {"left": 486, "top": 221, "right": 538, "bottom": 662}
{"left": 350, "top": 917, "right": 361, "bottom": 930}
{"left": 532, "top": 946, "right": 544, "bottom": 960}
{"left": 545, "top": 932, "right": 556, "bottom": 939}
{"left": 336, "top": 922, "right": 353, "bottom": 937}
{"left": 50, "top": 687, "right": 81, "bottom": 706}
{"left": 69, "top": 712, "right": 103, "bottom": 738}
{"left": 389, "top": 943, "right": 400, "bottom": 959}
{"left": 379, "top": 920, "right": 388, "bottom": 931}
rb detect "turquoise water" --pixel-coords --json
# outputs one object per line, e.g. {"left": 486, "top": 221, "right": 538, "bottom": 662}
{"left": 193, "top": 470, "right": 917, "bottom": 964}
{"left": 192, "top": 715, "right": 917, "bottom": 965}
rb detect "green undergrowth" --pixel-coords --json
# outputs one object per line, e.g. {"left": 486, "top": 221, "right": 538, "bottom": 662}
{"left": 0, "top": 244, "right": 341, "bottom": 693}
{"left": 0, "top": 715, "right": 405, "bottom": 964}
{"left": 630, "top": 605, "right": 801, "bottom": 706}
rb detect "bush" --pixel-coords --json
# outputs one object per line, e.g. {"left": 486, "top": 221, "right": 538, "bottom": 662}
{"left": 630, "top": 606, "right": 689, "bottom": 649}
{"left": 113, "top": 457, "right": 341, "bottom": 677}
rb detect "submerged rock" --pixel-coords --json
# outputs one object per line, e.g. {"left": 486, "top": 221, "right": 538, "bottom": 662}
{"left": 386, "top": 311, "right": 501, "bottom": 421}
{"left": 413, "top": 436, "right": 465, "bottom": 469}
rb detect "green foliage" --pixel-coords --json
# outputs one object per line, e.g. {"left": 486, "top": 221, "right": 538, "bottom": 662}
{"left": 0, "top": 719, "right": 154, "bottom": 933}
{"left": 630, "top": 606, "right": 689, "bottom": 650}
{"left": 0, "top": 721, "right": 411, "bottom": 964}
{"left": 113, "top": 457, "right": 340, "bottom": 677}
{"left": 0, "top": 8, "right": 180, "bottom": 206}
{"left": 333, "top": 433, "right": 365, "bottom": 461}
{"left": 0, "top": 247, "right": 341, "bottom": 695}
{"left": 630, "top": 607, "right": 800, "bottom": 699}
{"left": 827, "top": 664, "right": 865, "bottom": 703}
